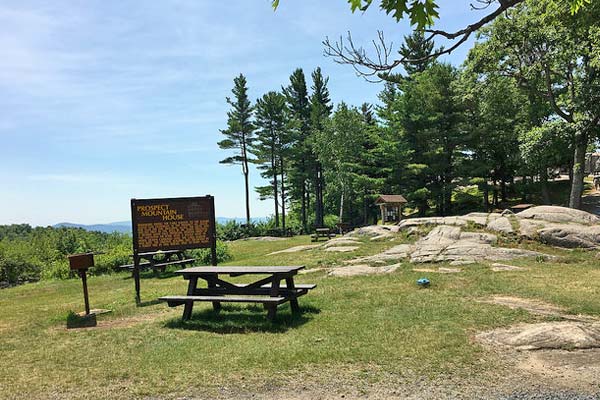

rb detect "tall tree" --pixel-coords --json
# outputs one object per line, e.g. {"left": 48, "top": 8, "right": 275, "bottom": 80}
{"left": 309, "top": 67, "right": 333, "bottom": 227}
{"left": 218, "top": 74, "right": 255, "bottom": 224}
{"left": 283, "top": 69, "right": 311, "bottom": 231}
{"left": 470, "top": 0, "right": 600, "bottom": 208}
{"left": 252, "top": 91, "right": 289, "bottom": 228}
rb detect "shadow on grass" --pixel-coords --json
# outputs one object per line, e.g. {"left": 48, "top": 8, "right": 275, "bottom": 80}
{"left": 136, "top": 299, "right": 163, "bottom": 307}
{"left": 119, "top": 269, "right": 181, "bottom": 281}
{"left": 164, "top": 304, "right": 320, "bottom": 334}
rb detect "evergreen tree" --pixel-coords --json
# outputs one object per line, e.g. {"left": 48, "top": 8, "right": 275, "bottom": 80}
{"left": 399, "top": 31, "right": 436, "bottom": 75}
{"left": 252, "top": 91, "right": 289, "bottom": 228}
{"left": 309, "top": 67, "right": 333, "bottom": 227}
{"left": 218, "top": 74, "right": 255, "bottom": 224}
{"left": 283, "top": 69, "right": 311, "bottom": 231}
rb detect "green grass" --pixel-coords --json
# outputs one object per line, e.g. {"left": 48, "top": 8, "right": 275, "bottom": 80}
{"left": 1, "top": 235, "right": 600, "bottom": 399}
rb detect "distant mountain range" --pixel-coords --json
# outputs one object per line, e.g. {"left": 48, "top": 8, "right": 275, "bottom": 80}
{"left": 53, "top": 217, "right": 267, "bottom": 234}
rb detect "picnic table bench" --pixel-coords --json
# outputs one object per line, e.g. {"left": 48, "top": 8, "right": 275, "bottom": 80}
{"left": 118, "top": 250, "right": 195, "bottom": 273}
{"left": 311, "top": 227, "right": 335, "bottom": 242}
{"left": 159, "top": 265, "right": 315, "bottom": 321}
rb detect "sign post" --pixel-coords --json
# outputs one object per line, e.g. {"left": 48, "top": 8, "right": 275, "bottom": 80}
{"left": 130, "top": 195, "right": 217, "bottom": 303}
{"left": 68, "top": 252, "right": 95, "bottom": 315}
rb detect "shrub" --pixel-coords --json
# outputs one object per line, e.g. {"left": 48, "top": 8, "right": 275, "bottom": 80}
{"left": 188, "top": 241, "right": 233, "bottom": 265}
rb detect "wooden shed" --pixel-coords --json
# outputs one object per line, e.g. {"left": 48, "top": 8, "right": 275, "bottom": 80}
{"left": 375, "top": 195, "right": 407, "bottom": 223}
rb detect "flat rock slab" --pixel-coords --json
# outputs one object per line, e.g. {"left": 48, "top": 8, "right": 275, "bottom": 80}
{"left": 321, "top": 238, "right": 360, "bottom": 248}
{"left": 413, "top": 267, "right": 462, "bottom": 274}
{"left": 346, "top": 244, "right": 413, "bottom": 265}
{"left": 267, "top": 245, "right": 320, "bottom": 255}
{"left": 517, "top": 205, "right": 600, "bottom": 225}
{"left": 345, "top": 225, "right": 399, "bottom": 239}
{"left": 490, "top": 263, "right": 527, "bottom": 272}
{"left": 476, "top": 322, "right": 600, "bottom": 350}
{"left": 328, "top": 263, "right": 401, "bottom": 277}
{"left": 236, "top": 236, "right": 285, "bottom": 242}
{"left": 324, "top": 246, "right": 359, "bottom": 252}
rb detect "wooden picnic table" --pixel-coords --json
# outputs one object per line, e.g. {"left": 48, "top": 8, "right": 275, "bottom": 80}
{"left": 160, "top": 265, "right": 316, "bottom": 321}
{"left": 311, "top": 227, "right": 335, "bottom": 242}
{"left": 118, "top": 250, "right": 195, "bottom": 273}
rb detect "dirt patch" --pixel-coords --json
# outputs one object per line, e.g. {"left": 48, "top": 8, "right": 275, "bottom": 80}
{"left": 517, "top": 348, "right": 600, "bottom": 390}
{"left": 477, "top": 321, "right": 600, "bottom": 350}
{"left": 51, "top": 309, "right": 177, "bottom": 332}
{"left": 478, "top": 296, "right": 569, "bottom": 318}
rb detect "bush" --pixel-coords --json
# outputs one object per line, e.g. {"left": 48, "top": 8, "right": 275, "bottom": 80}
{"left": 188, "top": 241, "right": 233, "bottom": 265}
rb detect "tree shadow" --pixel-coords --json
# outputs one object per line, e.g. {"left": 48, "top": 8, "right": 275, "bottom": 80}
{"left": 164, "top": 304, "right": 320, "bottom": 334}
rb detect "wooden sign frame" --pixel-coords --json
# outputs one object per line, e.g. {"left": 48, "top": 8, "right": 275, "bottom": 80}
{"left": 130, "top": 195, "right": 217, "bottom": 303}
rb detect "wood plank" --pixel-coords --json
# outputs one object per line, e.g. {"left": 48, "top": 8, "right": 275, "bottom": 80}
{"left": 175, "top": 265, "right": 305, "bottom": 275}
{"left": 160, "top": 295, "right": 286, "bottom": 305}
{"left": 151, "top": 258, "right": 195, "bottom": 268}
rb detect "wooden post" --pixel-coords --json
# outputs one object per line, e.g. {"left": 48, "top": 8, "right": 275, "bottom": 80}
{"left": 209, "top": 195, "right": 218, "bottom": 267}
{"left": 133, "top": 254, "right": 141, "bottom": 305}
{"left": 79, "top": 270, "right": 90, "bottom": 315}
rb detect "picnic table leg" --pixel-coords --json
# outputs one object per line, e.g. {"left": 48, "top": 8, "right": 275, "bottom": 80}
{"left": 182, "top": 276, "right": 198, "bottom": 321}
{"left": 285, "top": 276, "right": 300, "bottom": 314}
{"left": 267, "top": 275, "right": 281, "bottom": 321}
{"left": 208, "top": 275, "right": 222, "bottom": 313}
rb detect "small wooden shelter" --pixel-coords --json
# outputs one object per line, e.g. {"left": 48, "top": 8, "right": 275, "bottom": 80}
{"left": 375, "top": 195, "right": 407, "bottom": 223}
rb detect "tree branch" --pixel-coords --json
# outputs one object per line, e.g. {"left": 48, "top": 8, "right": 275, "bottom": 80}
{"left": 323, "top": 0, "right": 525, "bottom": 81}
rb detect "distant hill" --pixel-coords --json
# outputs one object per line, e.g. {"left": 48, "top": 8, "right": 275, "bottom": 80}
{"left": 53, "top": 222, "right": 131, "bottom": 234}
{"left": 53, "top": 217, "right": 268, "bottom": 234}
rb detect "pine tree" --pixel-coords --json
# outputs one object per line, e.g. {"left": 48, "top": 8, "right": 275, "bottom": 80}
{"left": 309, "top": 67, "right": 333, "bottom": 227}
{"left": 283, "top": 69, "right": 311, "bottom": 231}
{"left": 399, "top": 31, "right": 436, "bottom": 75}
{"left": 218, "top": 74, "right": 255, "bottom": 224}
{"left": 252, "top": 91, "right": 288, "bottom": 228}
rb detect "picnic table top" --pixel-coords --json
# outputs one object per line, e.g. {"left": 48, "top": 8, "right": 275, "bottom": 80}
{"left": 315, "top": 228, "right": 331, "bottom": 232}
{"left": 175, "top": 265, "right": 305, "bottom": 275}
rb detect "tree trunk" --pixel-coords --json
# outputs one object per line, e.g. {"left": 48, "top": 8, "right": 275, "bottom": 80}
{"left": 242, "top": 138, "right": 251, "bottom": 225}
{"left": 280, "top": 159, "right": 286, "bottom": 231}
{"left": 568, "top": 132, "right": 588, "bottom": 209}
{"left": 339, "top": 190, "right": 344, "bottom": 224}
{"left": 272, "top": 153, "right": 279, "bottom": 228}
{"left": 540, "top": 172, "right": 551, "bottom": 205}
{"left": 243, "top": 168, "right": 250, "bottom": 224}
{"left": 483, "top": 176, "right": 490, "bottom": 212}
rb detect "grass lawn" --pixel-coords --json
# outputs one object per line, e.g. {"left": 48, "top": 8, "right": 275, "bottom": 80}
{"left": 1, "top": 234, "right": 600, "bottom": 399}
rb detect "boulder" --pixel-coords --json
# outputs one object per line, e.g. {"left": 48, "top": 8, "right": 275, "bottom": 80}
{"left": 321, "top": 238, "right": 360, "bottom": 248}
{"left": 517, "top": 205, "right": 600, "bottom": 225}
{"left": 346, "top": 225, "right": 399, "bottom": 238}
{"left": 537, "top": 225, "right": 600, "bottom": 248}
{"left": 408, "top": 225, "right": 546, "bottom": 264}
{"left": 487, "top": 216, "right": 515, "bottom": 234}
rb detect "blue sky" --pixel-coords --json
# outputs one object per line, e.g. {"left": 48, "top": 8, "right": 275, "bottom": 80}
{"left": 0, "top": 1, "right": 477, "bottom": 226}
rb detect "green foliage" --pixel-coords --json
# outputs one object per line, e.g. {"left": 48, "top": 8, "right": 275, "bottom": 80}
{"left": 0, "top": 225, "right": 132, "bottom": 284}
{"left": 189, "top": 241, "right": 233, "bottom": 265}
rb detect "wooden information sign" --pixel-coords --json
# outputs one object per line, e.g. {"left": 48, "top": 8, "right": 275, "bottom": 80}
{"left": 130, "top": 196, "right": 217, "bottom": 303}
{"left": 68, "top": 252, "right": 95, "bottom": 315}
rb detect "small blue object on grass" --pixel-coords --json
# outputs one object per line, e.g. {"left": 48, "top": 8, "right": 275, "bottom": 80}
{"left": 417, "top": 278, "right": 430, "bottom": 288}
